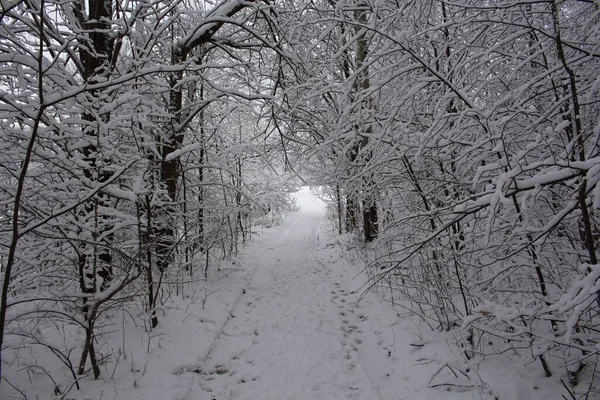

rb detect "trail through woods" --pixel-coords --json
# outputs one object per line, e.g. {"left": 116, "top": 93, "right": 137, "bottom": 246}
{"left": 160, "top": 188, "right": 547, "bottom": 400}
{"left": 6, "top": 188, "right": 564, "bottom": 399}
{"left": 2, "top": 1, "right": 600, "bottom": 398}
{"left": 176, "top": 188, "right": 393, "bottom": 399}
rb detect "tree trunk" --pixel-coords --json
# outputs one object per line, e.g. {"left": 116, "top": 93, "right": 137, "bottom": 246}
{"left": 76, "top": 0, "right": 115, "bottom": 306}
{"left": 362, "top": 201, "right": 378, "bottom": 242}
{"left": 336, "top": 184, "right": 343, "bottom": 235}
{"left": 346, "top": 197, "right": 357, "bottom": 232}
{"left": 355, "top": 1, "right": 378, "bottom": 243}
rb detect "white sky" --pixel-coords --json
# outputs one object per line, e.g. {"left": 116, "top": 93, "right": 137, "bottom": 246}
{"left": 292, "top": 186, "right": 326, "bottom": 215}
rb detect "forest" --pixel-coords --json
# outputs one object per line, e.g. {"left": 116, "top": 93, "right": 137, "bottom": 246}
{"left": 0, "top": 0, "right": 599, "bottom": 398}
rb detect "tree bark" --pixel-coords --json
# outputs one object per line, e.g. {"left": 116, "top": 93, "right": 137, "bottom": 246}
{"left": 355, "top": 1, "right": 378, "bottom": 242}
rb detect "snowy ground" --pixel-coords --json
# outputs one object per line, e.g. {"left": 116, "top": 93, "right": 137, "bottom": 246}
{"left": 3, "top": 187, "right": 571, "bottom": 399}
{"left": 147, "top": 187, "right": 560, "bottom": 400}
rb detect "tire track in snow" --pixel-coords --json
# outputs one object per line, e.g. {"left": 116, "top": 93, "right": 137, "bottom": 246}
{"left": 172, "top": 224, "right": 292, "bottom": 400}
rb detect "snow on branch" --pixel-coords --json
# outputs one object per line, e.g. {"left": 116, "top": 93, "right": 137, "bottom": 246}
{"left": 176, "top": 0, "right": 260, "bottom": 56}
{"left": 547, "top": 264, "right": 600, "bottom": 345}
{"left": 165, "top": 142, "right": 204, "bottom": 161}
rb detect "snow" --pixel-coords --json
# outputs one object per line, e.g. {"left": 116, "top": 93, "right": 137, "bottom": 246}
{"left": 292, "top": 185, "right": 326, "bottom": 215}
{"left": 177, "top": 0, "right": 246, "bottom": 53}
{"left": 164, "top": 142, "right": 205, "bottom": 162}
{"left": 2, "top": 187, "right": 570, "bottom": 399}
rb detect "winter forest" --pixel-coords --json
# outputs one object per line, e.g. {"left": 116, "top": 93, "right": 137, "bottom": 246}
{"left": 1, "top": 0, "right": 600, "bottom": 398}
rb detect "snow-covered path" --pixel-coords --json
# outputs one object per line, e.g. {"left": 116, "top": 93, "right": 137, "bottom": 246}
{"left": 181, "top": 189, "right": 386, "bottom": 399}
{"left": 0, "top": 187, "right": 565, "bottom": 400}
{"left": 166, "top": 188, "right": 503, "bottom": 400}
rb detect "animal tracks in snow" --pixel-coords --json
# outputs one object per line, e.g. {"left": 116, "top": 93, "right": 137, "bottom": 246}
{"left": 324, "top": 273, "right": 369, "bottom": 375}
